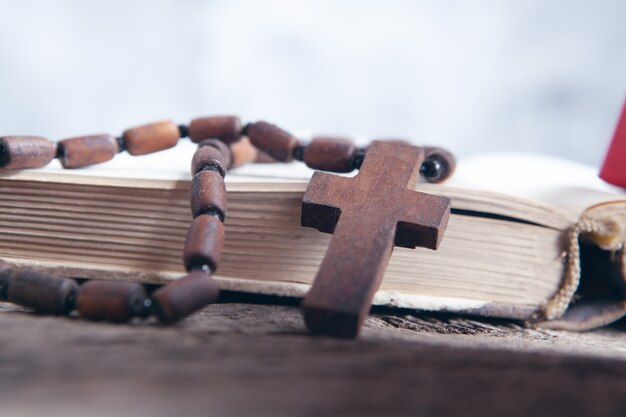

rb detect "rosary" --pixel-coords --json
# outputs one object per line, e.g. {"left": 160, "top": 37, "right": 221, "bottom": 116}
{"left": 0, "top": 116, "right": 455, "bottom": 338}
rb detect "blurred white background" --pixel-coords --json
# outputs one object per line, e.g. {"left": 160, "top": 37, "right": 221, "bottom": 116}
{"left": 0, "top": 0, "right": 624, "bottom": 166}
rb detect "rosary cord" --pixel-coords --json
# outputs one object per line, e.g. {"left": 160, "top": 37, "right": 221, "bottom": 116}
{"left": 0, "top": 116, "right": 455, "bottom": 324}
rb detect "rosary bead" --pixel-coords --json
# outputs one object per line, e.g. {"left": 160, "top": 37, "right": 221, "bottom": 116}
{"left": 230, "top": 137, "right": 258, "bottom": 168}
{"left": 303, "top": 136, "right": 358, "bottom": 173}
{"left": 183, "top": 214, "right": 225, "bottom": 272}
{"left": 57, "top": 134, "right": 119, "bottom": 169}
{"left": 191, "top": 145, "right": 228, "bottom": 177}
{"left": 0, "top": 136, "right": 57, "bottom": 170}
{"left": 246, "top": 121, "right": 300, "bottom": 162}
{"left": 151, "top": 270, "right": 220, "bottom": 324}
{"left": 198, "top": 139, "right": 232, "bottom": 169}
{"left": 421, "top": 147, "right": 457, "bottom": 183}
{"left": 76, "top": 280, "right": 150, "bottom": 322}
{"left": 190, "top": 170, "right": 227, "bottom": 220}
{"left": 189, "top": 116, "right": 242, "bottom": 144}
{"left": 122, "top": 120, "right": 180, "bottom": 155}
{"left": 4, "top": 269, "right": 78, "bottom": 314}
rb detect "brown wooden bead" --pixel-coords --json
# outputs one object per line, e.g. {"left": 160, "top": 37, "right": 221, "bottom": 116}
{"left": 122, "top": 120, "right": 179, "bottom": 155}
{"left": 0, "top": 136, "right": 56, "bottom": 170}
{"left": 189, "top": 115, "right": 242, "bottom": 144}
{"left": 4, "top": 269, "right": 78, "bottom": 314}
{"left": 183, "top": 214, "right": 225, "bottom": 272}
{"left": 230, "top": 137, "right": 258, "bottom": 168}
{"left": 191, "top": 145, "right": 228, "bottom": 177}
{"left": 198, "top": 139, "right": 232, "bottom": 169}
{"left": 190, "top": 170, "right": 227, "bottom": 220}
{"left": 57, "top": 134, "right": 119, "bottom": 169}
{"left": 303, "top": 136, "right": 358, "bottom": 173}
{"left": 76, "top": 280, "right": 149, "bottom": 322}
{"left": 151, "top": 270, "right": 220, "bottom": 324}
{"left": 246, "top": 121, "right": 300, "bottom": 162}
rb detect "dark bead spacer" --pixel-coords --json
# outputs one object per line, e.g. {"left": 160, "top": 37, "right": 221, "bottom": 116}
{"left": 178, "top": 124, "right": 189, "bottom": 139}
{"left": 240, "top": 122, "right": 252, "bottom": 137}
{"left": 352, "top": 148, "right": 367, "bottom": 170}
{"left": 0, "top": 276, "right": 8, "bottom": 301}
{"left": 189, "top": 264, "right": 212, "bottom": 273}
{"left": 420, "top": 158, "right": 443, "bottom": 181}
{"left": 115, "top": 136, "right": 126, "bottom": 153}
{"left": 179, "top": 124, "right": 189, "bottom": 138}
{"left": 0, "top": 260, "right": 12, "bottom": 301}
{"left": 55, "top": 144, "right": 65, "bottom": 159}
{"left": 421, "top": 147, "right": 456, "bottom": 183}
{"left": 197, "top": 207, "right": 225, "bottom": 223}
{"left": 292, "top": 145, "right": 305, "bottom": 161}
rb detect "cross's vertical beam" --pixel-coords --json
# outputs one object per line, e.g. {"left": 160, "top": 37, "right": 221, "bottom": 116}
{"left": 301, "top": 141, "right": 451, "bottom": 338}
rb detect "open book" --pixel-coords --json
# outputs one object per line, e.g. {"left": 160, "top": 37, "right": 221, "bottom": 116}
{"left": 1, "top": 141, "right": 624, "bottom": 330}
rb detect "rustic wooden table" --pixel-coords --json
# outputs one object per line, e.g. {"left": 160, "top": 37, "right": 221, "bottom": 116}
{"left": 1, "top": 300, "right": 626, "bottom": 417}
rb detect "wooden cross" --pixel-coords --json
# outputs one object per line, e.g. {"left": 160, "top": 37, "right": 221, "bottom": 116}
{"left": 301, "top": 140, "right": 451, "bottom": 338}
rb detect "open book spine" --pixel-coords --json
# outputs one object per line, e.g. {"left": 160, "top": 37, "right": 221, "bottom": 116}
{"left": 535, "top": 201, "right": 626, "bottom": 331}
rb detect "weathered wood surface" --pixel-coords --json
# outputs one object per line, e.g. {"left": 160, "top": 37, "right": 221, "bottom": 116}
{"left": 1, "top": 300, "right": 626, "bottom": 417}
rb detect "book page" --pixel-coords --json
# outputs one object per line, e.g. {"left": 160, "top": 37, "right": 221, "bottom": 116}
{"left": 33, "top": 143, "right": 625, "bottom": 216}
{"left": 449, "top": 152, "right": 626, "bottom": 216}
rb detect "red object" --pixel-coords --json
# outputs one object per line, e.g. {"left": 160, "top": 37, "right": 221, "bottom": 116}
{"left": 600, "top": 99, "right": 626, "bottom": 187}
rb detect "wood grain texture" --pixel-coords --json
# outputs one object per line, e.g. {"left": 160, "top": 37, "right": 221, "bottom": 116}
{"left": 246, "top": 121, "right": 300, "bottom": 162}
{"left": 76, "top": 280, "right": 148, "bottom": 322}
{"left": 3, "top": 269, "right": 77, "bottom": 314}
{"left": 191, "top": 145, "right": 228, "bottom": 177}
{"left": 302, "top": 141, "right": 451, "bottom": 338}
{"left": 188, "top": 115, "right": 241, "bottom": 144}
{"left": 150, "top": 270, "right": 219, "bottom": 323}
{"left": 190, "top": 170, "right": 227, "bottom": 219}
{"left": 0, "top": 302, "right": 626, "bottom": 417}
{"left": 0, "top": 136, "right": 56, "bottom": 170}
{"left": 183, "top": 214, "right": 225, "bottom": 272}
{"left": 122, "top": 121, "right": 179, "bottom": 156}
{"left": 198, "top": 139, "right": 232, "bottom": 169}
{"left": 57, "top": 134, "right": 118, "bottom": 169}
{"left": 303, "top": 136, "right": 357, "bottom": 172}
